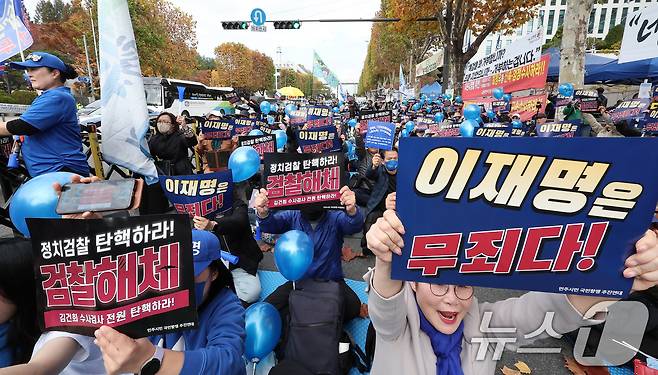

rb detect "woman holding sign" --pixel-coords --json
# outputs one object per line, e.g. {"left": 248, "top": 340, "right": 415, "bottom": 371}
{"left": 364, "top": 194, "right": 658, "bottom": 375}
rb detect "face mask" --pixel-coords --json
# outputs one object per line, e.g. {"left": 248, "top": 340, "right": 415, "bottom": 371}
{"left": 385, "top": 159, "right": 399, "bottom": 171}
{"left": 157, "top": 122, "right": 173, "bottom": 134}
{"left": 300, "top": 206, "right": 325, "bottom": 221}
{"left": 194, "top": 281, "right": 207, "bottom": 307}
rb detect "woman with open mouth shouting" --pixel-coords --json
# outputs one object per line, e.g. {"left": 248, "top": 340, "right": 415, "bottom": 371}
{"left": 364, "top": 193, "right": 658, "bottom": 375}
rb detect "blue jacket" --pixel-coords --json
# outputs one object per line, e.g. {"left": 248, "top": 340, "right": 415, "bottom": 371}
{"left": 258, "top": 209, "right": 364, "bottom": 281}
{"left": 150, "top": 288, "right": 246, "bottom": 375}
{"left": 365, "top": 165, "right": 393, "bottom": 216}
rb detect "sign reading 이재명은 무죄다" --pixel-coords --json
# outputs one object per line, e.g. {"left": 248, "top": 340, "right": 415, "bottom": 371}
{"left": 392, "top": 137, "right": 658, "bottom": 297}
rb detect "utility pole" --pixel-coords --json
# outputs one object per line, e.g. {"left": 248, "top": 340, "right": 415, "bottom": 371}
{"left": 89, "top": 7, "right": 100, "bottom": 73}
{"left": 83, "top": 34, "right": 96, "bottom": 100}
{"left": 275, "top": 46, "right": 281, "bottom": 91}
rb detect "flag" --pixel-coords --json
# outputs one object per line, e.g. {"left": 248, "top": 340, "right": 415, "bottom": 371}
{"left": 98, "top": 0, "right": 157, "bottom": 183}
{"left": 312, "top": 51, "right": 341, "bottom": 90}
{"left": 0, "top": 0, "right": 33, "bottom": 62}
{"left": 399, "top": 64, "right": 406, "bottom": 92}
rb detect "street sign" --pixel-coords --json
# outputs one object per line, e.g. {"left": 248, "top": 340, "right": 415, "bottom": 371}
{"left": 251, "top": 25, "right": 267, "bottom": 32}
{"left": 250, "top": 8, "right": 266, "bottom": 26}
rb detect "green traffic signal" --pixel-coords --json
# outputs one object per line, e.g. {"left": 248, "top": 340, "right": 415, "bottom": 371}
{"left": 240, "top": 21, "right": 249, "bottom": 29}
{"left": 292, "top": 21, "right": 301, "bottom": 29}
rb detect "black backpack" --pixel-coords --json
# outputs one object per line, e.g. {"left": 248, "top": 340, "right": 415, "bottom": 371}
{"left": 285, "top": 279, "right": 345, "bottom": 375}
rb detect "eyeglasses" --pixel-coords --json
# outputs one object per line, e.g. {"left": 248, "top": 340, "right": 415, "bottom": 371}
{"left": 25, "top": 54, "right": 42, "bottom": 62}
{"left": 429, "top": 284, "right": 474, "bottom": 300}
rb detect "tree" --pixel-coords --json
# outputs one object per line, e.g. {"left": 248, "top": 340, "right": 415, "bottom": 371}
{"left": 390, "top": 0, "right": 543, "bottom": 94}
{"left": 279, "top": 68, "right": 332, "bottom": 98}
{"left": 34, "top": 0, "right": 73, "bottom": 24}
{"left": 559, "top": 0, "right": 597, "bottom": 88}
{"left": 543, "top": 26, "right": 563, "bottom": 50}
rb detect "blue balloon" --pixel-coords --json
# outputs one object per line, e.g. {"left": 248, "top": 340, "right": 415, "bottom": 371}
{"left": 9, "top": 172, "right": 77, "bottom": 237}
{"left": 270, "top": 104, "right": 279, "bottom": 113}
{"left": 260, "top": 101, "right": 272, "bottom": 115}
{"left": 443, "top": 93, "right": 452, "bottom": 100}
{"left": 400, "top": 129, "right": 409, "bottom": 138}
{"left": 346, "top": 140, "right": 355, "bottom": 155}
{"left": 285, "top": 104, "right": 296, "bottom": 116}
{"left": 338, "top": 100, "right": 344, "bottom": 106}
{"left": 492, "top": 87, "right": 504, "bottom": 100}
{"left": 274, "top": 230, "right": 314, "bottom": 281}
{"left": 245, "top": 302, "right": 282, "bottom": 362}
{"left": 267, "top": 115, "right": 275, "bottom": 125}
{"left": 512, "top": 120, "right": 523, "bottom": 129}
{"left": 454, "top": 96, "right": 463, "bottom": 104}
{"left": 502, "top": 94, "right": 512, "bottom": 103}
{"left": 402, "top": 100, "right": 408, "bottom": 105}
{"left": 248, "top": 129, "right": 264, "bottom": 136}
{"left": 434, "top": 112, "right": 445, "bottom": 122}
{"left": 459, "top": 120, "right": 476, "bottom": 137}
{"left": 228, "top": 146, "right": 260, "bottom": 182}
{"left": 332, "top": 106, "right": 339, "bottom": 113}
{"left": 412, "top": 103, "right": 421, "bottom": 111}
{"left": 426, "top": 107, "right": 432, "bottom": 114}
{"left": 463, "top": 104, "right": 481, "bottom": 120}
{"left": 405, "top": 121, "right": 415, "bottom": 132}
{"left": 486, "top": 110, "right": 495, "bottom": 119}
{"left": 347, "top": 118, "right": 357, "bottom": 128}
{"left": 558, "top": 83, "right": 575, "bottom": 97}
{"left": 273, "top": 129, "right": 287, "bottom": 149}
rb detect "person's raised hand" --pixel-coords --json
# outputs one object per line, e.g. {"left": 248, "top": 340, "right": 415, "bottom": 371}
{"left": 372, "top": 153, "right": 383, "bottom": 169}
{"left": 339, "top": 186, "right": 357, "bottom": 216}
{"left": 385, "top": 192, "right": 396, "bottom": 211}
{"left": 94, "top": 326, "right": 155, "bottom": 375}
{"left": 193, "top": 216, "right": 215, "bottom": 231}
{"left": 625, "top": 228, "right": 658, "bottom": 292}
{"left": 254, "top": 188, "right": 269, "bottom": 218}
{"left": 365, "top": 209, "right": 405, "bottom": 263}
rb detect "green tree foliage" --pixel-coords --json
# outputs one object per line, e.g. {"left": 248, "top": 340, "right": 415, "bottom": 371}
{"left": 279, "top": 69, "right": 332, "bottom": 98}
{"left": 34, "top": 0, "right": 73, "bottom": 24}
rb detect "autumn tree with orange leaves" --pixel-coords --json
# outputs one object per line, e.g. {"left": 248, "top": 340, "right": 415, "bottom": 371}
{"left": 210, "top": 43, "right": 275, "bottom": 94}
{"left": 389, "top": 0, "right": 543, "bottom": 94}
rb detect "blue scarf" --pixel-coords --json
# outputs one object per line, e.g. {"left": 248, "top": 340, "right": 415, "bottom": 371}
{"left": 417, "top": 304, "right": 464, "bottom": 375}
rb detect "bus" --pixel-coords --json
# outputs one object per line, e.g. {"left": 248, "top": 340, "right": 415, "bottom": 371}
{"left": 143, "top": 77, "right": 238, "bottom": 117}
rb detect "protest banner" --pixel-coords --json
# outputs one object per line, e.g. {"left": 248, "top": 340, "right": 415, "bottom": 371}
{"left": 201, "top": 119, "right": 233, "bottom": 140}
{"left": 492, "top": 100, "right": 511, "bottom": 114}
{"left": 474, "top": 124, "right": 525, "bottom": 137}
{"left": 263, "top": 152, "right": 345, "bottom": 210}
{"left": 414, "top": 116, "right": 434, "bottom": 131}
{"left": 159, "top": 171, "right": 233, "bottom": 218}
{"left": 467, "top": 94, "right": 546, "bottom": 121}
{"left": 618, "top": 4, "right": 658, "bottom": 63}
{"left": 27, "top": 214, "right": 197, "bottom": 338}
{"left": 555, "top": 94, "right": 572, "bottom": 107}
{"left": 639, "top": 101, "right": 658, "bottom": 136}
{"left": 462, "top": 55, "right": 550, "bottom": 100}
{"left": 574, "top": 90, "right": 599, "bottom": 113}
{"left": 609, "top": 99, "right": 652, "bottom": 123}
{"left": 295, "top": 126, "right": 341, "bottom": 153}
{"left": 393, "top": 137, "right": 658, "bottom": 297}
{"left": 463, "top": 28, "right": 543, "bottom": 83}
{"left": 0, "top": 136, "right": 13, "bottom": 161}
{"left": 238, "top": 134, "right": 276, "bottom": 159}
{"left": 224, "top": 91, "right": 240, "bottom": 104}
{"left": 364, "top": 121, "right": 396, "bottom": 150}
{"left": 288, "top": 109, "right": 308, "bottom": 127}
{"left": 535, "top": 120, "right": 581, "bottom": 138}
{"left": 306, "top": 105, "right": 334, "bottom": 129}
{"left": 233, "top": 118, "right": 258, "bottom": 136}
{"left": 432, "top": 124, "right": 461, "bottom": 137}
{"left": 357, "top": 109, "right": 392, "bottom": 134}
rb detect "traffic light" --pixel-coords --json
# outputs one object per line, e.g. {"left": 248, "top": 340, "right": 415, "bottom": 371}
{"left": 222, "top": 21, "right": 249, "bottom": 30}
{"left": 273, "top": 20, "right": 301, "bottom": 29}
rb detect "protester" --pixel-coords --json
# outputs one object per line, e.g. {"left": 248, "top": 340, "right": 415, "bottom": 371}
{"left": 364, "top": 196, "right": 658, "bottom": 375}
{"left": 361, "top": 149, "right": 398, "bottom": 257}
{"left": 193, "top": 187, "right": 264, "bottom": 305}
{"left": 596, "top": 87, "right": 608, "bottom": 108}
{"left": 0, "top": 52, "right": 89, "bottom": 177}
{"left": 254, "top": 186, "right": 364, "bottom": 344}
{"left": 149, "top": 112, "right": 198, "bottom": 176}
{"left": 0, "top": 239, "right": 39, "bottom": 367}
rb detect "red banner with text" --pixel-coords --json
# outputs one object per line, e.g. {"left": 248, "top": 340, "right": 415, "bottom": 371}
{"left": 462, "top": 55, "right": 550, "bottom": 100}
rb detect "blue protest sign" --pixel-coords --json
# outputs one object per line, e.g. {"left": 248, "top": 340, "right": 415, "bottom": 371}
{"left": 535, "top": 120, "right": 581, "bottom": 138}
{"left": 306, "top": 105, "right": 333, "bottom": 129}
{"left": 393, "top": 137, "right": 658, "bottom": 297}
{"left": 364, "top": 121, "right": 395, "bottom": 150}
{"left": 159, "top": 171, "right": 234, "bottom": 219}
{"left": 295, "top": 126, "right": 341, "bottom": 154}
{"left": 233, "top": 118, "right": 258, "bottom": 137}
{"left": 201, "top": 119, "right": 234, "bottom": 140}
{"left": 639, "top": 101, "right": 658, "bottom": 136}
{"left": 250, "top": 8, "right": 266, "bottom": 26}
{"left": 609, "top": 99, "right": 651, "bottom": 123}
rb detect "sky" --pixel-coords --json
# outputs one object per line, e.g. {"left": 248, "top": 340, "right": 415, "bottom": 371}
{"left": 23, "top": 0, "right": 381, "bottom": 93}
